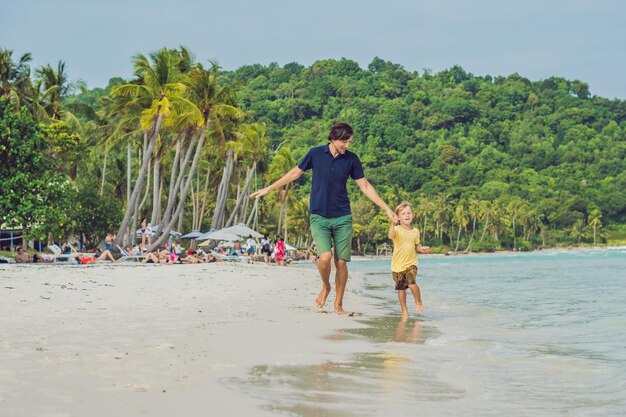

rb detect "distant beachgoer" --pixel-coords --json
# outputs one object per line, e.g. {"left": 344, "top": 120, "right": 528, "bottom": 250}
{"left": 274, "top": 236, "right": 285, "bottom": 266}
{"left": 104, "top": 233, "right": 115, "bottom": 251}
{"left": 260, "top": 233, "right": 272, "bottom": 265}
{"left": 251, "top": 122, "right": 397, "bottom": 314}
{"left": 246, "top": 235, "right": 256, "bottom": 255}
{"left": 141, "top": 218, "right": 148, "bottom": 245}
{"left": 388, "top": 201, "right": 430, "bottom": 319}
{"left": 15, "top": 247, "right": 32, "bottom": 263}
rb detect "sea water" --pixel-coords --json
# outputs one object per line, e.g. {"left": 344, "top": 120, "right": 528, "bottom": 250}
{"left": 228, "top": 249, "right": 626, "bottom": 416}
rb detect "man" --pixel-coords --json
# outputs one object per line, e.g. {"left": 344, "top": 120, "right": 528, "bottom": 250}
{"left": 251, "top": 122, "right": 397, "bottom": 314}
{"left": 15, "top": 247, "right": 32, "bottom": 263}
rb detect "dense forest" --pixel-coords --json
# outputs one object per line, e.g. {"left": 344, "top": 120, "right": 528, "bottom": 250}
{"left": 2, "top": 47, "right": 625, "bottom": 253}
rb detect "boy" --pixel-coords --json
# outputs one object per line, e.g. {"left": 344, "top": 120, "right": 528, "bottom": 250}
{"left": 388, "top": 201, "right": 430, "bottom": 319}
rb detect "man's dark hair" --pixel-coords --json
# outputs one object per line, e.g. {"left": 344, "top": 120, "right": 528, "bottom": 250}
{"left": 328, "top": 122, "right": 353, "bottom": 142}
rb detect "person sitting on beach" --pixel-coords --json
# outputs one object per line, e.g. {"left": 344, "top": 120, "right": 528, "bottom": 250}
{"left": 388, "top": 201, "right": 430, "bottom": 319}
{"left": 174, "top": 241, "right": 183, "bottom": 257}
{"left": 33, "top": 253, "right": 54, "bottom": 263}
{"left": 182, "top": 252, "right": 200, "bottom": 264}
{"left": 15, "top": 247, "right": 32, "bottom": 263}
{"left": 61, "top": 241, "right": 72, "bottom": 254}
{"left": 98, "top": 248, "right": 116, "bottom": 262}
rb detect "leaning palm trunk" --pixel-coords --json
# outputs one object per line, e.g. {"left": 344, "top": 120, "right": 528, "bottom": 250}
{"left": 211, "top": 148, "right": 235, "bottom": 230}
{"left": 155, "top": 133, "right": 196, "bottom": 240}
{"left": 100, "top": 146, "right": 108, "bottom": 196}
{"left": 465, "top": 217, "right": 477, "bottom": 251}
{"left": 150, "top": 154, "right": 161, "bottom": 225}
{"left": 246, "top": 197, "right": 259, "bottom": 227}
{"left": 148, "top": 125, "right": 208, "bottom": 251}
{"left": 116, "top": 115, "right": 163, "bottom": 245}
{"left": 194, "top": 167, "right": 211, "bottom": 231}
{"left": 480, "top": 215, "right": 490, "bottom": 242}
{"left": 134, "top": 158, "right": 152, "bottom": 228}
{"left": 455, "top": 225, "right": 462, "bottom": 252}
{"left": 277, "top": 184, "right": 290, "bottom": 236}
{"left": 225, "top": 163, "right": 256, "bottom": 227}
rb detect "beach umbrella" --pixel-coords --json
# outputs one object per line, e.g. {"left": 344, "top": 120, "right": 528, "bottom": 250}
{"left": 219, "top": 223, "right": 263, "bottom": 238}
{"left": 198, "top": 230, "right": 240, "bottom": 242}
{"left": 181, "top": 231, "right": 204, "bottom": 239}
{"left": 284, "top": 243, "right": 297, "bottom": 251}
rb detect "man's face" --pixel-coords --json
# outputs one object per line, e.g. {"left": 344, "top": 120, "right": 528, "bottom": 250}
{"left": 331, "top": 136, "right": 353, "bottom": 155}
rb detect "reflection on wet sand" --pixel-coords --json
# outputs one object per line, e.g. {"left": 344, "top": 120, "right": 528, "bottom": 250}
{"left": 330, "top": 315, "right": 440, "bottom": 344}
{"left": 223, "top": 316, "right": 462, "bottom": 417}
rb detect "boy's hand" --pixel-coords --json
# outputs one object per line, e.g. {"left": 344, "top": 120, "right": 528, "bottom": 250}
{"left": 421, "top": 246, "right": 431, "bottom": 254}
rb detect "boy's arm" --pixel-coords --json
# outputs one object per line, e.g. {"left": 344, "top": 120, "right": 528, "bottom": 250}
{"left": 416, "top": 244, "right": 430, "bottom": 254}
{"left": 250, "top": 166, "right": 304, "bottom": 199}
{"left": 355, "top": 177, "right": 397, "bottom": 221}
{"left": 388, "top": 220, "right": 396, "bottom": 240}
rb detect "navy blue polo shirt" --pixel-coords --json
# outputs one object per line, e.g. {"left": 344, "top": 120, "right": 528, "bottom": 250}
{"left": 297, "top": 144, "right": 365, "bottom": 218}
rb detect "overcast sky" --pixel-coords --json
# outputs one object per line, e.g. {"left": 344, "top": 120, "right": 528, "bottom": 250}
{"left": 2, "top": 0, "right": 625, "bottom": 98}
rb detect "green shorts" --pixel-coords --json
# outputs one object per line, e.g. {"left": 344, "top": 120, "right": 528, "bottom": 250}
{"left": 310, "top": 214, "right": 353, "bottom": 261}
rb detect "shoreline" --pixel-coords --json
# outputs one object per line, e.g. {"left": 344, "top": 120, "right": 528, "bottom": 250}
{"left": 0, "top": 262, "right": 377, "bottom": 416}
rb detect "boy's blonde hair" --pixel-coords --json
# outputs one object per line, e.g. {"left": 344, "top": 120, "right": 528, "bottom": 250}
{"left": 394, "top": 201, "right": 413, "bottom": 216}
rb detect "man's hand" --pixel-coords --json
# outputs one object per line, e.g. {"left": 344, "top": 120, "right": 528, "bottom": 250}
{"left": 386, "top": 208, "right": 398, "bottom": 223}
{"left": 250, "top": 187, "right": 270, "bottom": 199}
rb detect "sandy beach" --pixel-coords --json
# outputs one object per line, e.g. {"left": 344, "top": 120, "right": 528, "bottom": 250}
{"left": 0, "top": 263, "right": 374, "bottom": 417}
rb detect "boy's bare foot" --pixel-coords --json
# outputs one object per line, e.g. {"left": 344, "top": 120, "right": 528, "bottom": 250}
{"left": 415, "top": 303, "right": 424, "bottom": 313}
{"left": 401, "top": 312, "right": 409, "bottom": 320}
{"left": 315, "top": 286, "right": 331, "bottom": 309}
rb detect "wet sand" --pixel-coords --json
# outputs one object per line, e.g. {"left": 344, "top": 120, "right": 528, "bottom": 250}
{"left": 0, "top": 263, "right": 372, "bottom": 417}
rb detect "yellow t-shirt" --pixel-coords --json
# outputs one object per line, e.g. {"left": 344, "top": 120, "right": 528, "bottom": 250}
{"left": 391, "top": 225, "right": 420, "bottom": 272}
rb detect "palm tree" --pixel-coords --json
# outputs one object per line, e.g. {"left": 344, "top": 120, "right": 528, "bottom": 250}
{"left": 226, "top": 122, "right": 269, "bottom": 227}
{"left": 478, "top": 200, "right": 492, "bottom": 242}
{"left": 417, "top": 195, "right": 434, "bottom": 242}
{"left": 588, "top": 209, "right": 602, "bottom": 245}
{"left": 268, "top": 147, "right": 296, "bottom": 239}
{"left": 35, "top": 61, "right": 74, "bottom": 120}
{"left": 569, "top": 219, "right": 588, "bottom": 243}
{"left": 433, "top": 193, "right": 450, "bottom": 243}
{"left": 0, "top": 48, "right": 33, "bottom": 110}
{"left": 112, "top": 48, "right": 186, "bottom": 245}
{"left": 149, "top": 62, "right": 242, "bottom": 249}
{"left": 465, "top": 196, "right": 481, "bottom": 251}
{"left": 506, "top": 197, "right": 524, "bottom": 250}
{"left": 453, "top": 201, "right": 469, "bottom": 252}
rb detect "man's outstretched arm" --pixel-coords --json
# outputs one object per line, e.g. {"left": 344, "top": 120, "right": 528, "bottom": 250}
{"left": 250, "top": 166, "right": 304, "bottom": 199}
{"left": 354, "top": 177, "right": 397, "bottom": 221}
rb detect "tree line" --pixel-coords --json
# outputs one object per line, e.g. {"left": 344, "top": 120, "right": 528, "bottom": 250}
{"left": 1, "top": 48, "right": 625, "bottom": 252}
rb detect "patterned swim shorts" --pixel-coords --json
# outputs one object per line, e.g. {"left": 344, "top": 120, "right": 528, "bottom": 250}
{"left": 392, "top": 265, "right": 418, "bottom": 291}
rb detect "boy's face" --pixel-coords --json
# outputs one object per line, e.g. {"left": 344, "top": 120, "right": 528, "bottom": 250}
{"left": 398, "top": 207, "right": 414, "bottom": 225}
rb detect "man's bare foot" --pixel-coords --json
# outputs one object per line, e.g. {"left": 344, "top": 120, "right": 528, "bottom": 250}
{"left": 334, "top": 304, "right": 348, "bottom": 315}
{"left": 315, "top": 286, "right": 331, "bottom": 309}
{"left": 415, "top": 303, "right": 424, "bottom": 313}
{"left": 401, "top": 312, "right": 409, "bottom": 320}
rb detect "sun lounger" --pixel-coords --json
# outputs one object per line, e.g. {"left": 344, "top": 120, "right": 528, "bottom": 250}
{"left": 116, "top": 245, "right": 145, "bottom": 262}
{"left": 48, "top": 244, "right": 78, "bottom": 264}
